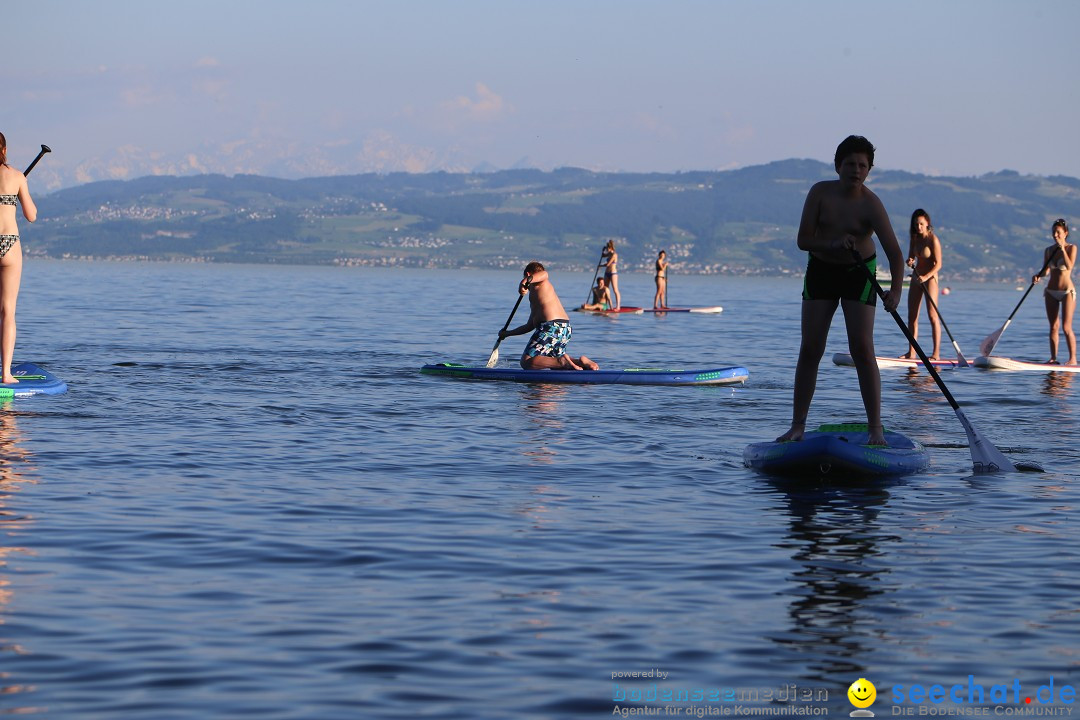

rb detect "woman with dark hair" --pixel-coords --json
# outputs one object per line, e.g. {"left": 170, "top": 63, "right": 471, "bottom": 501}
{"left": 653, "top": 250, "right": 668, "bottom": 309}
{"left": 900, "top": 209, "right": 943, "bottom": 360}
{"left": 0, "top": 132, "right": 38, "bottom": 384}
{"left": 1032, "top": 218, "right": 1076, "bottom": 365}
{"left": 602, "top": 239, "right": 621, "bottom": 310}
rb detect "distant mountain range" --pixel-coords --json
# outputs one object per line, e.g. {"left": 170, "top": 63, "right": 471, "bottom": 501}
{"left": 21, "top": 160, "right": 1080, "bottom": 280}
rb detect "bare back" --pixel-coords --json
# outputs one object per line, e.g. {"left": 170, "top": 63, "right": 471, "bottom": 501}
{"left": 528, "top": 276, "right": 570, "bottom": 322}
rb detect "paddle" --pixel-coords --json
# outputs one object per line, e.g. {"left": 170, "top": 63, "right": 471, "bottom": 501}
{"left": 979, "top": 247, "right": 1060, "bottom": 357}
{"left": 910, "top": 273, "right": 968, "bottom": 367}
{"left": 856, "top": 252, "right": 1016, "bottom": 472}
{"left": 583, "top": 247, "right": 606, "bottom": 306}
{"left": 485, "top": 277, "right": 531, "bottom": 368}
{"left": 24, "top": 144, "right": 52, "bottom": 176}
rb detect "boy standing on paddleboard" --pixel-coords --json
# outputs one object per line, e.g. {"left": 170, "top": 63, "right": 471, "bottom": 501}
{"left": 499, "top": 261, "right": 600, "bottom": 371}
{"left": 776, "top": 136, "right": 905, "bottom": 447}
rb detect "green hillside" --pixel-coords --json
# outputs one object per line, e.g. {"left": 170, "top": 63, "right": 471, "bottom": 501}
{"left": 21, "top": 161, "right": 1080, "bottom": 280}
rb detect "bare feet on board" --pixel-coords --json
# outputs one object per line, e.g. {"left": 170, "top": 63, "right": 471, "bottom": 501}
{"left": 775, "top": 422, "right": 805, "bottom": 443}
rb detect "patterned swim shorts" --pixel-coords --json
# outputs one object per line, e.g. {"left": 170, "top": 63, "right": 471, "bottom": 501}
{"left": 525, "top": 320, "right": 572, "bottom": 358}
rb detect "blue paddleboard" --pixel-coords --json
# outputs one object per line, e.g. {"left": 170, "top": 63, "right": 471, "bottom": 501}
{"left": 2, "top": 362, "right": 69, "bottom": 398}
{"left": 421, "top": 363, "right": 749, "bottom": 386}
{"left": 744, "top": 423, "right": 930, "bottom": 477}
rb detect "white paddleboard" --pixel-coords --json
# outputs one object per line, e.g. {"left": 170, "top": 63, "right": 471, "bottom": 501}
{"left": 641, "top": 306, "right": 723, "bottom": 314}
{"left": 832, "top": 353, "right": 963, "bottom": 369}
{"left": 974, "top": 356, "right": 1080, "bottom": 372}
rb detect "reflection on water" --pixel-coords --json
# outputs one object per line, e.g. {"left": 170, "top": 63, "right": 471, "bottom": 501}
{"left": 0, "top": 410, "right": 37, "bottom": 709}
{"left": 517, "top": 384, "right": 570, "bottom": 464}
{"left": 1041, "top": 370, "right": 1076, "bottom": 399}
{"left": 897, "top": 368, "right": 945, "bottom": 428}
{"left": 764, "top": 477, "right": 899, "bottom": 684}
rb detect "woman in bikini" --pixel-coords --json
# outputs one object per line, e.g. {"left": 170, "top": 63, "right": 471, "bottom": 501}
{"left": 0, "top": 133, "right": 37, "bottom": 385}
{"left": 602, "top": 239, "right": 621, "bottom": 310}
{"left": 653, "top": 250, "right": 668, "bottom": 309}
{"left": 900, "top": 209, "right": 943, "bottom": 360}
{"left": 1032, "top": 218, "right": 1076, "bottom": 365}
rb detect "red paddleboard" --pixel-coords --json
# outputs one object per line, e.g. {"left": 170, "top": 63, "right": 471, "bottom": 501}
{"left": 574, "top": 306, "right": 645, "bottom": 315}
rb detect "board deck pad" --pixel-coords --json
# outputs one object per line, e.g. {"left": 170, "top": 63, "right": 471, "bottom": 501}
{"left": 744, "top": 422, "right": 930, "bottom": 477}
{"left": 2, "top": 362, "right": 68, "bottom": 397}
{"left": 421, "top": 363, "right": 749, "bottom": 386}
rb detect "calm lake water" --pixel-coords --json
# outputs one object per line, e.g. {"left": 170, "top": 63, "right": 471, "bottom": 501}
{"left": 2, "top": 260, "right": 1077, "bottom": 719}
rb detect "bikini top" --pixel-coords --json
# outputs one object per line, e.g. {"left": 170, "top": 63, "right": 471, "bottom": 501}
{"left": 1049, "top": 246, "right": 1071, "bottom": 270}
{"left": 0, "top": 194, "right": 17, "bottom": 206}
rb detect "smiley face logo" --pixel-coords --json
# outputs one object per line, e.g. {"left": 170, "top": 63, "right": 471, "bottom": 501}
{"left": 848, "top": 678, "right": 877, "bottom": 709}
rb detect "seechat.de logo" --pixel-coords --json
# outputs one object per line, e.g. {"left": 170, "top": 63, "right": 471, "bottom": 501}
{"left": 848, "top": 678, "right": 877, "bottom": 717}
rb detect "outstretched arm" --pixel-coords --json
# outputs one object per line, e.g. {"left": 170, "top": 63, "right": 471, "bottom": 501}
{"left": 18, "top": 173, "right": 36, "bottom": 223}
{"left": 501, "top": 308, "right": 539, "bottom": 338}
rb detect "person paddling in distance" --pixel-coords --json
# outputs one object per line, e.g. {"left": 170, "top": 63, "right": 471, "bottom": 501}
{"left": 900, "top": 209, "right": 943, "bottom": 360}
{"left": 602, "top": 239, "right": 621, "bottom": 310}
{"left": 581, "top": 276, "right": 613, "bottom": 311}
{"left": 776, "top": 135, "right": 905, "bottom": 448}
{"left": 499, "top": 261, "right": 600, "bottom": 371}
{"left": 0, "top": 133, "right": 37, "bottom": 385}
{"left": 654, "top": 250, "right": 669, "bottom": 309}
{"left": 1032, "top": 218, "right": 1077, "bottom": 365}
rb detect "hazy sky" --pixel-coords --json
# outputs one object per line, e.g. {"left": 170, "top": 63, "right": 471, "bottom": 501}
{"left": 8, "top": 0, "right": 1079, "bottom": 190}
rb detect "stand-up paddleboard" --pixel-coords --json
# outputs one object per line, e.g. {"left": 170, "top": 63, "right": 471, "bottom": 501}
{"left": 974, "top": 356, "right": 1080, "bottom": 372}
{"left": 2, "top": 362, "right": 68, "bottom": 397}
{"left": 832, "top": 352, "right": 963, "bottom": 369}
{"left": 641, "top": 306, "right": 724, "bottom": 314}
{"left": 421, "top": 363, "right": 749, "bottom": 386}
{"left": 573, "top": 306, "right": 645, "bottom": 315}
{"left": 744, "top": 423, "right": 930, "bottom": 477}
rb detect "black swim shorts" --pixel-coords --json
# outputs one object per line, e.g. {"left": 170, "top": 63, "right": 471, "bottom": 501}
{"left": 802, "top": 253, "right": 877, "bottom": 306}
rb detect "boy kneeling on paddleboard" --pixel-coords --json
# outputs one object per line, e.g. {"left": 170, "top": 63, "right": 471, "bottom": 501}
{"left": 499, "top": 262, "right": 600, "bottom": 371}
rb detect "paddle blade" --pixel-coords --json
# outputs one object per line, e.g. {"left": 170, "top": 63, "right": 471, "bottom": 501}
{"left": 485, "top": 345, "right": 499, "bottom": 368}
{"left": 954, "top": 406, "right": 1016, "bottom": 473}
{"left": 954, "top": 345, "right": 970, "bottom": 368}
{"left": 979, "top": 319, "right": 1010, "bottom": 357}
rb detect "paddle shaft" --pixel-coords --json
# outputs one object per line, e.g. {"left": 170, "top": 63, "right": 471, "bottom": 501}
{"left": 584, "top": 249, "right": 606, "bottom": 305}
{"left": 854, "top": 252, "right": 1015, "bottom": 472}
{"left": 911, "top": 273, "right": 967, "bottom": 364}
{"left": 23, "top": 144, "right": 51, "bottom": 176}
{"left": 857, "top": 255, "right": 962, "bottom": 411}
{"left": 981, "top": 246, "right": 1063, "bottom": 356}
{"left": 499, "top": 290, "right": 528, "bottom": 336}
{"left": 1006, "top": 246, "right": 1061, "bottom": 323}
{"left": 489, "top": 279, "right": 531, "bottom": 354}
